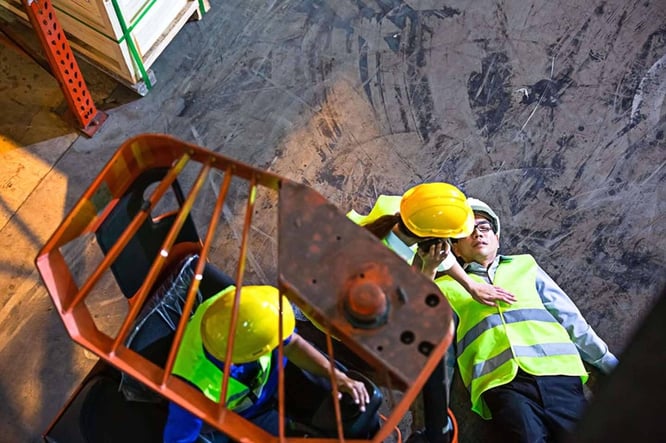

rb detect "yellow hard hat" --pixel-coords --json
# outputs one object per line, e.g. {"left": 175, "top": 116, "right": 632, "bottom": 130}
{"left": 200, "top": 285, "right": 295, "bottom": 364}
{"left": 399, "top": 183, "right": 474, "bottom": 239}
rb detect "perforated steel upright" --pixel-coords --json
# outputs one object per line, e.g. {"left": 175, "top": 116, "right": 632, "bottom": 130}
{"left": 21, "top": 0, "right": 107, "bottom": 136}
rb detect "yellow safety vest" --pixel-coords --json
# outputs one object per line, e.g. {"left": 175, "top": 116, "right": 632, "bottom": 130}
{"left": 346, "top": 195, "right": 402, "bottom": 225}
{"left": 435, "top": 255, "right": 588, "bottom": 419}
{"left": 172, "top": 291, "right": 271, "bottom": 412}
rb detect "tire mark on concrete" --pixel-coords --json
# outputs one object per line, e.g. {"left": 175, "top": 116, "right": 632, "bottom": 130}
{"left": 494, "top": 0, "right": 512, "bottom": 44}
{"left": 610, "top": 27, "right": 666, "bottom": 140}
{"left": 373, "top": 50, "right": 397, "bottom": 134}
{"left": 393, "top": 84, "right": 411, "bottom": 133}
{"left": 351, "top": 1, "right": 461, "bottom": 142}
{"left": 358, "top": 35, "right": 373, "bottom": 107}
{"left": 284, "top": 1, "right": 461, "bottom": 146}
{"left": 631, "top": 52, "right": 666, "bottom": 126}
{"left": 610, "top": 24, "right": 666, "bottom": 112}
{"left": 467, "top": 51, "right": 513, "bottom": 137}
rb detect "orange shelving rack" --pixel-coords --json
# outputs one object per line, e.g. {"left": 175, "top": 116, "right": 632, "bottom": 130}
{"left": 20, "top": 0, "right": 106, "bottom": 136}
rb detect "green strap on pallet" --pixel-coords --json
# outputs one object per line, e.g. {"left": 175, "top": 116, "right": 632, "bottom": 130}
{"left": 197, "top": 0, "right": 207, "bottom": 16}
{"left": 43, "top": 1, "right": 208, "bottom": 90}
{"left": 110, "top": 0, "right": 152, "bottom": 90}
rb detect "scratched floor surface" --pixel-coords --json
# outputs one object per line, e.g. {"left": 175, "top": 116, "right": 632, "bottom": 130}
{"left": 0, "top": 0, "right": 664, "bottom": 441}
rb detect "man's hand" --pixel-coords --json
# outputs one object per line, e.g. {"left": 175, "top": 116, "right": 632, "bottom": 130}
{"left": 334, "top": 371, "right": 370, "bottom": 411}
{"left": 416, "top": 240, "right": 450, "bottom": 279}
{"left": 285, "top": 334, "right": 370, "bottom": 411}
{"left": 468, "top": 280, "right": 516, "bottom": 306}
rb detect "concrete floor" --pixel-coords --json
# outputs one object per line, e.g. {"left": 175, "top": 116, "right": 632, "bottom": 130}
{"left": 1, "top": 0, "right": 665, "bottom": 441}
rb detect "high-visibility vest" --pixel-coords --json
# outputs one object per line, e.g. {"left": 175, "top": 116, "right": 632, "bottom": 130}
{"left": 172, "top": 293, "right": 272, "bottom": 412}
{"left": 346, "top": 195, "right": 402, "bottom": 225}
{"left": 435, "top": 255, "right": 588, "bottom": 419}
{"left": 347, "top": 194, "right": 412, "bottom": 259}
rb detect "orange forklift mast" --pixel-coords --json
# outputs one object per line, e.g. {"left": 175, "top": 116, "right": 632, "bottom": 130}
{"left": 35, "top": 134, "right": 455, "bottom": 442}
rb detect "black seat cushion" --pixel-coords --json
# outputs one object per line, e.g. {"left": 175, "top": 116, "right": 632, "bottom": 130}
{"left": 120, "top": 254, "right": 235, "bottom": 403}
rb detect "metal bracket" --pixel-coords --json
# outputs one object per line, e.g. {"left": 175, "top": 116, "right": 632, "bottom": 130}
{"left": 278, "top": 180, "right": 454, "bottom": 390}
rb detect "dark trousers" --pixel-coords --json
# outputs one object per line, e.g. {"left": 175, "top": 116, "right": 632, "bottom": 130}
{"left": 422, "top": 358, "right": 452, "bottom": 443}
{"left": 482, "top": 370, "right": 587, "bottom": 443}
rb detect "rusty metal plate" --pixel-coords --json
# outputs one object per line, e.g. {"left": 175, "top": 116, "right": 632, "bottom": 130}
{"left": 278, "top": 180, "right": 454, "bottom": 390}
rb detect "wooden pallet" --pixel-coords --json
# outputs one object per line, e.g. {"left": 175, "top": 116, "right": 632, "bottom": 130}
{"left": 0, "top": 0, "right": 210, "bottom": 94}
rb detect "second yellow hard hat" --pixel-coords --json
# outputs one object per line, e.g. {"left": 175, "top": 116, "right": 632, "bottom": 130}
{"left": 201, "top": 285, "right": 295, "bottom": 364}
{"left": 400, "top": 182, "right": 474, "bottom": 239}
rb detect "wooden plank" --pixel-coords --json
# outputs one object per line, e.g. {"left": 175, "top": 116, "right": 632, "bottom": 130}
{"left": 51, "top": 0, "right": 112, "bottom": 34}
{"left": 0, "top": 1, "right": 135, "bottom": 83}
{"left": 0, "top": 0, "right": 26, "bottom": 20}
{"left": 131, "top": 0, "right": 190, "bottom": 58}
{"left": 112, "top": 0, "right": 153, "bottom": 26}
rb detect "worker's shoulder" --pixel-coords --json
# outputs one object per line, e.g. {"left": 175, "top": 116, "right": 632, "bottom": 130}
{"left": 498, "top": 254, "right": 540, "bottom": 271}
{"left": 500, "top": 253, "right": 536, "bottom": 262}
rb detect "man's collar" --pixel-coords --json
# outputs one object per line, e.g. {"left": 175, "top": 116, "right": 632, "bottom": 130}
{"left": 462, "top": 254, "right": 511, "bottom": 271}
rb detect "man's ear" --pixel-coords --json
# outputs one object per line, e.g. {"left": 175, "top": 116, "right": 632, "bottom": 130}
{"left": 451, "top": 241, "right": 460, "bottom": 257}
{"left": 450, "top": 241, "right": 467, "bottom": 267}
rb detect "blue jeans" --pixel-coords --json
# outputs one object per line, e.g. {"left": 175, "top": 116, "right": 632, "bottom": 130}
{"left": 164, "top": 402, "right": 282, "bottom": 443}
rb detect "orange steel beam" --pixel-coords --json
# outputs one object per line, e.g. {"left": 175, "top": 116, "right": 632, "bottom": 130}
{"left": 36, "top": 134, "right": 455, "bottom": 442}
{"left": 21, "top": 0, "right": 107, "bottom": 136}
{"left": 110, "top": 159, "right": 210, "bottom": 351}
{"left": 219, "top": 178, "right": 257, "bottom": 410}
{"left": 63, "top": 153, "right": 192, "bottom": 313}
{"left": 161, "top": 169, "right": 233, "bottom": 383}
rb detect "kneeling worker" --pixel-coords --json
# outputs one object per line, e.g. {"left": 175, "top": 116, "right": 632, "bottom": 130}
{"left": 163, "top": 285, "right": 373, "bottom": 443}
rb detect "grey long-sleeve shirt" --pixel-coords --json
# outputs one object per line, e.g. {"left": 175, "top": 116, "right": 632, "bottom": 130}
{"left": 464, "top": 255, "right": 619, "bottom": 374}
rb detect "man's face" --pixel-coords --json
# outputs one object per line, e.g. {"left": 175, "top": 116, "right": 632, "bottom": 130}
{"left": 451, "top": 214, "right": 499, "bottom": 266}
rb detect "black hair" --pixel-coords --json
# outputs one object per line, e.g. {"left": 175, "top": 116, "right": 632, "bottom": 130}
{"left": 397, "top": 217, "right": 428, "bottom": 240}
{"left": 362, "top": 214, "right": 401, "bottom": 240}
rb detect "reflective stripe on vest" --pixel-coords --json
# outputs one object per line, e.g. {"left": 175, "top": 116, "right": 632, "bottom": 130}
{"left": 346, "top": 195, "right": 402, "bottom": 225}
{"left": 435, "top": 254, "right": 587, "bottom": 419}
{"left": 172, "top": 289, "right": 272, "bottom": 412}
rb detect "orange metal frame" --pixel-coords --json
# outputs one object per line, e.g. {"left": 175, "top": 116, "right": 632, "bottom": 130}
{"left": 35, "top": 134, "right": 455, "bottom": 442}
{"left": 21, "top": 0, "right": 107, "bottom": 136}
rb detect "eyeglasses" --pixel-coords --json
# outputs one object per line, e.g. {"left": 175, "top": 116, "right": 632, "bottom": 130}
{"left": 472, "top": 221, "right": 494, "bottom": 234}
